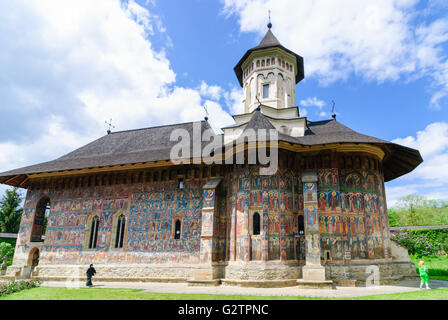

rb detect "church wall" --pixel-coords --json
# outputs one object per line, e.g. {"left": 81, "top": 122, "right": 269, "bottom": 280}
{"left": 9, "top": 151, "right": 399, "bottom": 281}
{"left": 227, "top": 151, "right": 392, "bottom": 266}
{"left": 227, "top": 153, "right": 300, "bottom": 263}
{"left": 316, "top": 154, "right": 389, "bottom": 263}
{"left": 13, "top": 171, "right": 208, "bottom": 268}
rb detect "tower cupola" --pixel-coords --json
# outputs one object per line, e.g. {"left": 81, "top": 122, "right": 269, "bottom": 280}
{"left": 234, "top": 26, "right": 304, "bottom": 113}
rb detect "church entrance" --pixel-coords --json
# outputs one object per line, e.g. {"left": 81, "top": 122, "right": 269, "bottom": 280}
{"left": 27, "top": 248, "right": 40, "bottom": 269}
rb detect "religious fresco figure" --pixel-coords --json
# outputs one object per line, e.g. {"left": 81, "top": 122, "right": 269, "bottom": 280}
{"left": 319, "top": 193, "right": 326, "bottom": 211}
{"left": 328, "top": 216, "right": 334, "bottom": 234}
{"left": 330, "top": 191, "right": 338, "bottom": 211}
{"left": 349, "top": 193, "right": 355, "bottom": 213}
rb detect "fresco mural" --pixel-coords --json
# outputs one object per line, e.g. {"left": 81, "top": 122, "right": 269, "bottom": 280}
{"left": 13, "top": 152, "right": 390, "bottom": 270}
{"left": 16, "top": 177, "right": 205, "bottom": 265}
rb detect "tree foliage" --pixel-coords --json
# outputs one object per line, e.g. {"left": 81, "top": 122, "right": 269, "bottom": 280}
{"left": 0, "top": 188, "right": 23, "bottom": 233}
{"left": 388, "top": 194, "right": 448, "bottom": 227}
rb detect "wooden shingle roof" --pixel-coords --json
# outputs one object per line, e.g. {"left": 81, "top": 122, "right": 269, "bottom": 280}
{"left": 0, "top": 113, "right": 422, "bottom": 186}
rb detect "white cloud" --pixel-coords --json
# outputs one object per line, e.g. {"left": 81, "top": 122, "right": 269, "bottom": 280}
{"left": 299, "top": 97, "right": 330, "bottom": 118}
{"left": 222, "top": 0, "right": 448, "bottom": 108}
{"left": 0, "top": 0, "right": 237, "bottom": 179}
{"left": 199, "top": 81, "right": 225, "bottom": 101}
{"left": 224, "top": 87, "right": 244, "bottom": 115}
{"left": 385, "top": 121, "right": 448, "bottom": 206}
{"left": 393, "top": 122, "right": 448, "bottom": 161}
{"left": 299, "top": 97, "right": 326, "bottom": 109}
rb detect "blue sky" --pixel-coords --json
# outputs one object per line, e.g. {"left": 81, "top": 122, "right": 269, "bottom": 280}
{"left": 0, "top": 0, "right": 448, "bottom": 207}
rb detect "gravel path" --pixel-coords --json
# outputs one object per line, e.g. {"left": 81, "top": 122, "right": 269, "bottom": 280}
{"left": 40, "top": 279, "right": 448, "bottom": 298}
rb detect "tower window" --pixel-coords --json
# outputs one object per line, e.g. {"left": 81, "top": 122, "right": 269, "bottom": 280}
{"left": 253, "top": 212, "right": 260, "bottom": 235}
{"left": 263, "top": 84, "right": 269, "bottom": 98}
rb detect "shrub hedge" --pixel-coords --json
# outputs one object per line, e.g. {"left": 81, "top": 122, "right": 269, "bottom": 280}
{"left": 391, "top": 228, "right": 448, "bottom": 257}
{"left": 0, "top": 280, "right": 41, "bottom": 297}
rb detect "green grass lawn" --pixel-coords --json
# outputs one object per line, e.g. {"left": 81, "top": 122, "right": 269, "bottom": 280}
{"left": 410, "top": 255, "right": 448, "bottom": 279}
{"left": 1, "top": 286, "right": 448, "bottom": 300}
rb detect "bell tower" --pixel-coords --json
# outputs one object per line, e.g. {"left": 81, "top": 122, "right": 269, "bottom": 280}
{"left": 234, "top": 23, "right": 304, "bottom": 113}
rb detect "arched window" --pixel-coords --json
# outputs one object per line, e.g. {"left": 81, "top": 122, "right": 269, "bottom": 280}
{"left": 263, "top": 84, "right": 269, "bottom": 98}
{"left": 89, "top": 216, "right": 99, "bottom": 249}
{"left": 298, "top": 215, "right": 304, "bottom": 235}
{"left": 31, "top": 197, "right": 50, "bottom": 242}
{"left": 253, "top": 212, "right": 260, "bottom": 235}
{"left": 174, "top": 220, "right": 181, "bottom": 239}
{"left": 114, "top": 214, "right": 126, "bottom": 249}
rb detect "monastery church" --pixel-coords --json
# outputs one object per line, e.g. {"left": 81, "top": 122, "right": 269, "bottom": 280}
{"left": 0, "top": 24, "right": 423, "bottom": 287}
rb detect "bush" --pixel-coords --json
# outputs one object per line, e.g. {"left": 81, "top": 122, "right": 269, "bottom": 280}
{"left": 0, "top": 242, "right": 14, "bottom": 263}
{"left": 0, "top": 280, "right": 41, "bottom": 297}
{"left": 391, "top": 228, "right": 448, "bottom": 257}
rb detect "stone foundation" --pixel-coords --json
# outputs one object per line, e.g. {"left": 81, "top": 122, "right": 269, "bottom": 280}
{"left": 325, "top": 261, "right": 417, "bottom": 284}
{"left": 5, "top": 260, "right": 417, "bottom": 287}
{"left": 224, "top": 261, "right": 302, "bottom": 280}
{"left": 8, "top": 263, "right": 209, "bottom": 281}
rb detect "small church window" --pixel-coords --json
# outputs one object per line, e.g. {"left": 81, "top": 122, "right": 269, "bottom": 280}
{"left": 179, "top": 178, "right": 184, "bottom": 189}
{"left": 298, "top": 215, "right": 304, "bottom": 235}
{"left": 263, "top": 84, "right": 269, "bottom": 98}
{"left": 174, "top": 220, "right": 181, "bottom": 239}
{"left": 89, "top": 216, "right": 99, "bottom": 249}
{"left": 194, "top": 167, "right": 199, "bottom": 178}
{"left": 32, "top": 197, "right": 50, "bottom": 242}
{"left": 253, "top": 212, "right": 260, "bottom": 235}
{"left": 114, "top": 214, "right": 126, "bottom": 249}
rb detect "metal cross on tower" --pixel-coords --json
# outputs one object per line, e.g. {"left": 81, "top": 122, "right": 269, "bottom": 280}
{"left": 203, "top": 104, "right": 209, "bottom": 121}
{"left": 331, "top": 100, "right": 336, "bottom": 119}
{"left": 268, "top": 10, "right": 272, "bottom": 29}
{"left": 105, "top": 119, "right": 115, "bottom": 134}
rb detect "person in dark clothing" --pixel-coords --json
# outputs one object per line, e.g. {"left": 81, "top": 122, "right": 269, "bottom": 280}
{"left": 86, "top": 264, "right": 96, "bottom": 287}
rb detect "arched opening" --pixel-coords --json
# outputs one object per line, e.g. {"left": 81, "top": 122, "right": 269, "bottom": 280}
{"left": 27, "top": 248, "right": 40, "bottom": 268}
{"left": 88, "top": 216, "right": 100, "bottom": 249}
{"left": 174, "top": 219, "right": 181, "bottom": 239}
{"left": 114, "top": 214, "right": 126, "bottom": 249}
{"left": 298, "top": 215, "right": 304, "bottom": 235}
{"left": 31, "top": 196, "right": 50, "bottom": 242}
{"left": 253, "top": 212, "right": 260, "bottom": 235}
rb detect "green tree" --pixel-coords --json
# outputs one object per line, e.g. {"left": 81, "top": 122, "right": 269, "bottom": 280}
{"left": 396, "top": 194, "right": 426, "bottom": 226}
{"left": 0, "top": 188, "right": 23, "bottom": 233}
{"left": 388, "top": 209, "right": 400, "bottom": 227}
{"left": 0, "top": 242, "right": 14, "bottom": 262}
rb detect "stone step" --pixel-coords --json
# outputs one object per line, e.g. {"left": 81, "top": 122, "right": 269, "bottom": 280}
{"left": 296, "top": 279, "right": 334, "bottom": 289}
{"left": 221, "top": 279, "right": 299, "bottom": 288}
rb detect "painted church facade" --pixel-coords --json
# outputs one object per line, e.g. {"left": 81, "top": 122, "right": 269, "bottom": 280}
{"left": 0, "top": 27, "right": 423, "bottom": 287}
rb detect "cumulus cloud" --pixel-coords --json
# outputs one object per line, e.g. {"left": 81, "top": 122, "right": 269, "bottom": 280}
{"left": 0, "top": 0, "right": 237, "bottom": 180}
{"left": 222, "top": 0, "right": 448, "bottom": 108}
{"left": 299, "top": 97, "right": 326, "bottom": 109}
{"left": 386, "top": 121, "right": 448, "bottom": 206}
{"left": 299, "top": 97, "right": 331, "bottom": 118}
